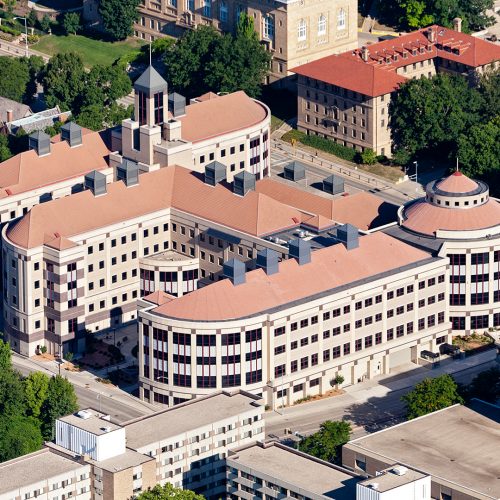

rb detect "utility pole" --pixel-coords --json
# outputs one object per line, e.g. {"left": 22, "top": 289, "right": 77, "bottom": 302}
{"left": 14, "top": 17, "right": 28, "bottom": 57}
{"left": 413, "top": 160, "right": 418, "bottom": 192}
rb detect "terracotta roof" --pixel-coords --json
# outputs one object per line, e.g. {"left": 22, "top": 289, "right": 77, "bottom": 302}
{"left": 255, "top": 179, "right": 398, "bottom": 230}
{"left": 143, "top": 291, "right": 175, "bottom": 306}
{"left": 195, "top": 92, "right": 220, "bottom": 102}
{"left": 0, "top": 129, "right": 110, "bottom": 199}
{"left": 436, "top": 171, "right": 478, "bottom": 193}
{"left": 44, "top": 235, "right": 78, "bottom": 250}
{"left": 153, "top": 232, "right": 431, "bottom": 321}
{"left": 179, "top": 91, "right": 269, "bottom": 143}
{"left": 293, "top": 26, "right": 500, "bottom": 97}
{"left": 402, "top": 198, "right": 500, "bottom": 236}
{"left": 292, "top": 55, "right": 406, "bottom": 97}
{"left": 6, "top": 166, "right": 305, "bottom": 249}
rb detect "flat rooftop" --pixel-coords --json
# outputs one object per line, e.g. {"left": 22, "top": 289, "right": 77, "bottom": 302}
{"left": 124, "top": 391, "right": 261, "bottom": 450}
{"left": 358, "top": 466, "right": 428, "bottom": 493}
{"left": 90, "top": 448, "right": 154, "bottom": 473}
{"left": 228, "top": 442, "right": 361, "bottom": 500}
{"left": 0, "top": 448, "right": 85, "bottom": 494}
{"left": 147, "top": 249, "right": 196, "bottom": 262}
{"left": 58, "top": 409, "right": 122, "bottom": 436}
{"left": 346, "top": 405, "right": 500, "bottom": 498}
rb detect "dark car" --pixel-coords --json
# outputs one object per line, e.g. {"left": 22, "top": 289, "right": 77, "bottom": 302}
{"left": 439, "top": 343, "right": 460, "bottom": 357}
{"left": 420, "top": 350, "right": 440, "bottom": 361}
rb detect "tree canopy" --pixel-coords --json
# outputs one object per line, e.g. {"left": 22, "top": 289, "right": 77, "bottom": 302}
{"left": 402, "top": 374, "right": 464, "bottom": 420}
{"left": 99, "top": 0, "right": 141, "bottom": 41}
{"left": 0, "top": 56, "right": 38, "bottom": 103}
{"left": 162, "top": 18, "right": 270, "bottom": 98}
{"left": 62, "top": 12, "right": 81, "bottom": 35}
{"left": 137, "top": 483, "right": 205, "bottom": 500}
{"left": 298, "top": 420, "right": 351, "bottom": 464}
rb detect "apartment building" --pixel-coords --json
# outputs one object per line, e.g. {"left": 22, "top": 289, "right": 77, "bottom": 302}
{"left": 226, "top": 441, "right": 431, "bottom": 500}
{"left": 138, "top": 226, "right": 450, "bottom": 407}
{"left": 0, "top": 448, "right": 91, "bottom": 500}
{"left": 49, "top": 391, "right": 264, "bottom": 499}
{"left": 293, "top": 23, "right": 500, "bottom": 156}
{"left": 342, "top": 403, "right": 500, "bottom": 500}
{"left": 83, "top": 0, "right": 357, "bottom": 85}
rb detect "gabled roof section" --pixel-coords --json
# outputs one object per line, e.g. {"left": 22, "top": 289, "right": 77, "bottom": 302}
{"left": 133, "top": 65, "right": 168, "bottom": 97}
{"left": 0, "top": 96, "right": 31, "bottom": 123}
{"left": 0, "top": 129, "right": 110, "bottom": 199}
{"left": 437, "top": 171, "right": 478, "bottom": 194}
{"left": 44, "top": 235, "right": 78, "bottom": 250}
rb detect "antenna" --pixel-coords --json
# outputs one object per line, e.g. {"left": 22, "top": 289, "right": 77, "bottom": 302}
{"left": 456, "top": 157, "right": 459, "bottom": 172}
{"left": 149, "top": 41, "right": 152, "bottom": 66}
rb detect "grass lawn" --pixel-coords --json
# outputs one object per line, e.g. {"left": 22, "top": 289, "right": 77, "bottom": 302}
{"left": 33, "top": 34, "right": 145, "bottom": 67}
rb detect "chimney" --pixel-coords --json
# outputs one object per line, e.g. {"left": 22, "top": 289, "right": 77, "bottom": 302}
{"left": 256, "top": 248, "right": 279, "bottom": 275}
{"left": 6, "top": 109, "right": 13, "bottom": 122}
{"left": 28, "top": 131, "right": 51, "bottom": 157}
{"left": 223, "top": 258, "right": 246, "bottom": 285}
{"left": 117, "top": 159, "right": 139, "bottom": 187}
{"left": 453, "top": 17, "right": 462, "bottom": 32}
{"left": 162, "top": 119, "right": 182, "bottom": 141}
{"left": 168, "top": 92, "right": 186, "bottom": 118}
{"left": 205, "top": 161, "right": 227, "bottom": 186}
{"left": 288, "top": 239, "right": 311, "bottom": 265}
{"left": 233, "top": 171, "right": 256, "bottom": 196}
{"left": 61, "top": 121, "right": 83, "bottom": 148}
{"left": 427, "top": 27, "right": 436, "bottom": 43}
{"left": 337, "top": 223, "right": 359, "bottom": 250}
{"left": 361, "top": 46, "right": 370, "bottom": 62}
{"left": 84, "top": 170, "right": 107, "bottom": 196}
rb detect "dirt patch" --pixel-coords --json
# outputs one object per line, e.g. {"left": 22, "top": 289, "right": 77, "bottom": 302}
{"left": 79, "top": 339, "right": 124, "bottom": 370}
{"left": 293, "top": 388, "right": 344, "bottom": 406}
{"left": 453, "top": 333, "right": 494, "bottom": 352}
{"left": 32, "top": 353, "right": 56, "bottom": 362}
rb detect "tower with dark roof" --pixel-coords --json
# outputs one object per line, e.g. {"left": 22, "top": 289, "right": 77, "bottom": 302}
{"left": 133, "top": 65, "right": 168, "bottom": 127}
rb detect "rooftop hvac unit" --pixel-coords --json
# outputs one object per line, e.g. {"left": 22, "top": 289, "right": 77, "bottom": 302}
{"left": 392, "top": 465, "right": 408, "bottom": 476}
{"left": 77, "top": 410, "right": 91, "bottom": 420}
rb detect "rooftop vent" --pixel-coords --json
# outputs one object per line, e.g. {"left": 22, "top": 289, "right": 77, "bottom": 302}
{"left": 61, "top": 121, "right": 82, "bottom": 148}
{"left": 101, "top": 426, "right": 111, "bottom": 433}
{"left": 284, "top": 161, "right": 306, "bottom": 182}
{"left": 168, "top": 92, "right": 186, "bottom": 118}
{"left": 77, "top": 410, "right": 92, "bottom": 420}
{"left": 117, "top": 158, "right": 139, "bottom": 187}
{"left": 28, "top": 130, "right": 51, "bottom": 157}
{"left": 323, "top": 174, "right": 344, "bottom": 195}
{"left": 223, "top": 258, "right": 246, "bottom": 286}
{"left": 337, "top": 223, "right": 359, "bottom": 250}
{"left": 84, "top": 170, "right": 107, "bottom": 196}
{"left": 289, "top": 238, "right": 311, "bottom": 265}
{"left": 256, "top": 248, "right": 279, "bottom": 275}
{"left": 233, "top": 171, "right": 256, "bottom": 196}
{"left": 369, "top": 483, "right": 379, "bottom": 490}
{"left": 205, "top": 161, "right": 227, "bottom": 186}
{"left": 392, "top": 465, "right": 408, "bottom": 476}
{"left": 361, "top": 46, "right": 370, "bottom": 62}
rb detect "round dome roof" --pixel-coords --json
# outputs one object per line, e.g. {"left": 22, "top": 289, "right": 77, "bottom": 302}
{"left": 436, "top": 171, "right": 478, "bottom": 194}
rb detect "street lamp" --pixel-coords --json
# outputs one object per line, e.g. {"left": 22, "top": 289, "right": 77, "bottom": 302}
{"left": 413, "top": 161, "right": 418, "bottom": 191}
{"left": 14, "top": 17, "right": 28, "bottom": 57}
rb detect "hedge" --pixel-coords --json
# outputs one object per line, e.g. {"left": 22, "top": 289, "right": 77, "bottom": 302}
{"left": 282, "top": 129, "right": 358, "bottom": 162}
{"left": 0, "top": 24, "right": 21, "bottom": 36}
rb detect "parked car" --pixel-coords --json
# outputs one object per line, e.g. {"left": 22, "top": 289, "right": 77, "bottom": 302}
{"left": 420, "top": 350, "right": 440, "bottom": 361}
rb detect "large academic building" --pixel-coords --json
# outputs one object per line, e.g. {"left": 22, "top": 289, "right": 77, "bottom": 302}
{"left": 293, "top": 22, "right": 500, "bottom": 156}
{"left": 83, "top": 0, "right": 358, "bottom": 85}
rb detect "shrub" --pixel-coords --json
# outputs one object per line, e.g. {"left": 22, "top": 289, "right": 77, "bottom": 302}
{"left": 40, "top": 345, "right": 47, "bottom": 354}
{"left": 360, "top": 148, "right": 377, "bottom": 165}
{"left": 0, "top": 24, "right": 21, "bottom": 36}
{"left": 331, "top": 374, "right": 345, "bottom": 387}
{"left": 27, "top": 34, "right": 39, "bottom": 45}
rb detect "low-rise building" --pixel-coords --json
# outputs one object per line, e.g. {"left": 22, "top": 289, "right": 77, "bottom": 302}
{"left": 293, "top": 23, "right": 500, "bottom": 156}
{"left": 49, "top": 391, "right": 264, "bottom": 499}
{"left": 342, "top": 404, "right": 500, "bottom": 500}
{"left": 0, "top": 447, "right": 91, "bottom": 500}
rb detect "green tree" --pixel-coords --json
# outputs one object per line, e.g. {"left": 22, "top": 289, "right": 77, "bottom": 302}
{"left": 82, "top": 64, "right": 131, "bottom": 109}
{"left": 0, "top": 414, "right": 43, "bottom": 463}
{"left": 163, "top": 25, "right": 220, "bottom": 97}
{"left": 42, "top": 52, "right": 86, "bottom": 111}
{"left": 457, "top": 117, "right": 500, "bottom": 177}
{"left": 40, "top": 375, "right": 78, "bottom": 440}
{"left": 62, "top": 12, "right": 81, "bottom": 35}
{"left": 27, "top": 9, "right": 38, "bottom": 28}
{"left": 98, "top": 0, "right": 141, "bottom": 41}
{"left": 0, "top": 135, "right": 11, "bottom": 162}
{"left": 479, "top": 69, "right": 500, "bottom": 121}
{"left": 237, "top": 12, "right": 257, "bottom": 40}
{"left": 137, "top": 483, "right": 205, "bottom": 500}
{"left": 40, "top": 14, "right": 51, "bottom": 32}
{"left": 0, "top": 57, "right": 30, "bottom": 102}
{"left": 402, "top": 374, "right": 463, "bottom": 420}
{"left": 25, "top": 55, "right": 45, "bottom": 102}
{"left": 467, "top": 367, "right": 500, "bottom": 403}
{"left": 77, "top": 102, "right": 131, "bottom": 131}
{"left": 298, "top": 420, "right": 351, "bottom": 464}
{"left": 360, "top": 148, "right": 377, "bottom": 165}
{"left": 389, "top": 73, "right": 483, "bottom": 157}
{"left": 24, "top": 371, "right": 50, "bottom": 419}
{"left": 398, "top": 0, "right": 434, "bottom": 28}
{"left": 0, "top": 341, "right": 27, "bottom": 417}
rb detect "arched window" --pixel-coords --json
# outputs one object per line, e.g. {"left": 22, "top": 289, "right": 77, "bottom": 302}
{"left": 337, "top": 9, "right": 346, "bottom": 30}
{"left": 318, "top": 14, "right": 327, "bottom": 36}
{"left": 298, "top": 19, "right": 307, "bottom": 41}
{"left": 219, "top": 0, "right": 228, "bottom": 22}
{"left": 263, "top": 15, "right": 274, "bottom": 40}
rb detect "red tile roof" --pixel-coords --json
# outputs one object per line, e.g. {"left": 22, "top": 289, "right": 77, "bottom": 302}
{"left": 6, "top": 166, "right": 305, "bottom": 249}
{"left": 292, "top": 25, "right": 500, "bottom": 97}
{"left": 437, "top": 171, "right": 478, "bottom": 193}
{"left": 152, "top": 232, "right": 431, "bottom": 321}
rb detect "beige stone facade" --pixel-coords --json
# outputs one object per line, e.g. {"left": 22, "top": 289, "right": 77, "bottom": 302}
{"left": 84, "top": 0, "right": 357, "bottom": 84}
